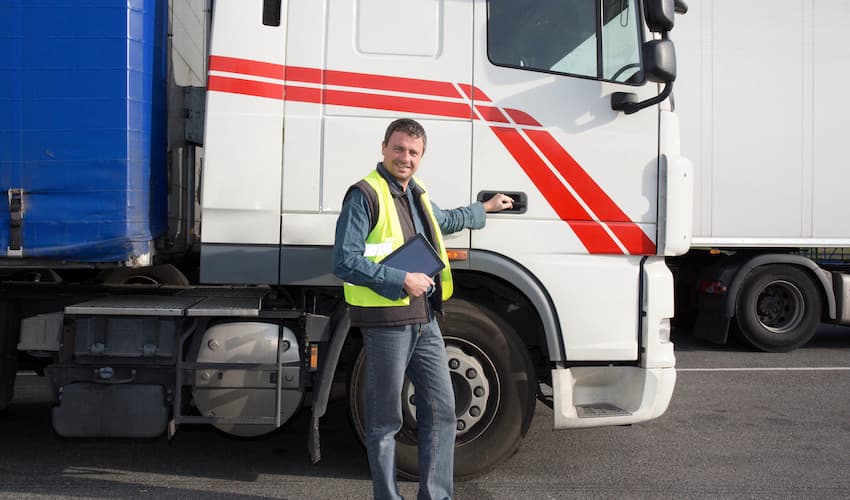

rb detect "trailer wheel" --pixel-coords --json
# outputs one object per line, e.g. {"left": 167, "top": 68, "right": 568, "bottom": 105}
{"left": 100, "top": 264, "right": 190, "bottom": 286}
{"left": 348, "top": 299, "right": 536, "bottom": 480}
{"left": 735, "top": 265, "right": 822, "bottom": 352}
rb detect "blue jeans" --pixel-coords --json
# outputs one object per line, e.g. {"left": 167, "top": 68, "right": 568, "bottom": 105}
{"left": 362, "top": 317, "right": 455, "bottom": 500}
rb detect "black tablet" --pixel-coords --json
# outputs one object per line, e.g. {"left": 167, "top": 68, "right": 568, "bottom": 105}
{"left": 380, "top": 234, "right": 445, "bottom": 278}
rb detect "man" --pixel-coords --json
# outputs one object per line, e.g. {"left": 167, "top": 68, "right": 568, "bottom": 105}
{"left": 332, "top": 118, "right": 513, "bottom": 500}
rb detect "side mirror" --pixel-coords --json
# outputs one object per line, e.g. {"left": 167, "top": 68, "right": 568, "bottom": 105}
{"left": 644, "top": 0, "right": 675, "bottom": 32}
{"left": 611, "top": 39, "right": 676, "bottom": 114}
{"left": 644, "top": 39, "right": 676, "bottom": 83}
{"left": 612, "top": 0, "right": 686, "bottom": 114}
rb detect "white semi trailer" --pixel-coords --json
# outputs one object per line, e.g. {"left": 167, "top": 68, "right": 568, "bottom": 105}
{"left": 671, "top": 0, "right": 850, "bottom": 351}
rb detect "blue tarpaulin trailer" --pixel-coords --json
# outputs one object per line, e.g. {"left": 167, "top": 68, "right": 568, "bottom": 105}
{"left": 0, "top": 0, "right": 168, "bottom": 262}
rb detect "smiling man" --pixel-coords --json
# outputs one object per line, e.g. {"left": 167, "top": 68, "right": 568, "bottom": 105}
{"left": 332, "top": 118, "right": 513, "bottom": 499}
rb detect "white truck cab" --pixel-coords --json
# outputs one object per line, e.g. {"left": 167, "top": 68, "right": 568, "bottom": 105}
{"left": 2, "top": 0, "right": 691, "bottom": 479}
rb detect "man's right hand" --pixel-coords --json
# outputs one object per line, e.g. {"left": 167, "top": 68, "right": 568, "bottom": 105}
{"left": 403, "top": 272, "right": 435, "bottom": 298}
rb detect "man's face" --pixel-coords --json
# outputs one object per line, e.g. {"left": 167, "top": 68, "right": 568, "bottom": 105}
{"left": 381, "top": 131, "right": 424, "bottom": 189}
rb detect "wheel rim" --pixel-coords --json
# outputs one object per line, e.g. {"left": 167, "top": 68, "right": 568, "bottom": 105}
{"left": 755, "top": 280, "right": 805, "bottom": 334}
{"left": 400, "top": 336, "right": 500, "bottom": 443}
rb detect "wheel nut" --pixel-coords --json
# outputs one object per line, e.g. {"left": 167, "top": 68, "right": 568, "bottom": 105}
{"left": 466, "top": 368, "right": 477, "bottom": 379}
{"left": 470, "top": 406, "right": 481, "bottom": 417}
{"left": 449, "top": 358, "right": 460, "bottom": 369}
{"left": 456, "top": 420, "right": 466, "bottom": 431}
{"left": 474, "top": 386, "right": 485, "bottom": 397}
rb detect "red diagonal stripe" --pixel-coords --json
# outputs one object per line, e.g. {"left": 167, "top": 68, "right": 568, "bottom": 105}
{"left": 209, "top": 55, "right": 284, "bottom": 80}
{"left": 505, "top": 108, "right": 541, "bottom": 127}
{"left": 607, "top": 223, "right": 657, "bottom": 254}
{"left": 208, "top": 75, "right": 284, "bottom": 100}
{"left": 524, "top": 129, "right": 655, "bottom": 254}
{"left": 475, "top": 105, "right": 509, "bottom": 123}
{"left": 457, "top": 83, "right": 492, "bottom": 102}
{"left": 490, "top": 127, "right": 623, "bottom": 254}
{"left": 525, "top": 129, "right": 624, "bottom": 220}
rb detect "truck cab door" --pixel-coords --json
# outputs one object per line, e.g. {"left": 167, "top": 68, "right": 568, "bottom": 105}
{"left": 471, "top": 0, "right": 662, "bottom": 360}
{"left": 308, "top": 0, "right": 475, "bottom": 249}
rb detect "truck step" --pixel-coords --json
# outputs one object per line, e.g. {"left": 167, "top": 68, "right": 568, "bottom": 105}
{"left": 576, "top": 403, "right": 632, "bottom": 418}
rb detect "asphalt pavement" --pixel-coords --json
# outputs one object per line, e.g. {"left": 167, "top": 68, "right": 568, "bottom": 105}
{"left": 1, "top": 325, "right": 849, "bottom": 499}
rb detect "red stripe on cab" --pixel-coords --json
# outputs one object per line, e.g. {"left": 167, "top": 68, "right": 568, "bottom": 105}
{"left": 524, "top": 129, "right": 655, "bottom": 254}
{"left": 208, "top": 75, "right": 284, "bottom": 100}
{"left": 504, "top": 108, "right": 541, "bottom": 127}
{"left": 322, "top": 89, "right": 472, "bottom": 119}
{"left": 475, "top": 105, "right": 509, "bottom": 123}
{"left": 457, "top": 84, "right": 492, "bottom": 102}
{"left": 285, "top": 66, "right": 323, "bottom": 84}
{"left": 283, "top": 85, "right": 322, "bottom": 104}
{"left": 323, "top": 69, "right": 462, "bottom": 99}
{"left": 209, "top": 55, "right": 284, "bottom": 80}
{"left": 490, "top": 126, "right": 623, "bottom": 254}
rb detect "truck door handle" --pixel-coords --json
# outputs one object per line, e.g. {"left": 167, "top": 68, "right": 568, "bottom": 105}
{"left": 477, "top": 191, "right": 527, "bottom": 214}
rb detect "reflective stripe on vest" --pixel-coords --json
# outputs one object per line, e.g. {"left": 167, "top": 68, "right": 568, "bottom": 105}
{"left": 343, "top": 170, "right": 453, "bottom": 307}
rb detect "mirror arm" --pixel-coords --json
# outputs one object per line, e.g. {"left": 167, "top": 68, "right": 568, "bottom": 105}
{"left": 611, "top": 81, "right": 674, "bottom": 115}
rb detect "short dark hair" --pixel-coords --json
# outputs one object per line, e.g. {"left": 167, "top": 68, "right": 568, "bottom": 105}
{"left": 383, "top": 118, "right": 427, "bottom": 152}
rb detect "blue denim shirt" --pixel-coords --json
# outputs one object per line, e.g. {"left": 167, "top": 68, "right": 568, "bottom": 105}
{"left": 333, "top": 163, "right": 486, "bottom": 300}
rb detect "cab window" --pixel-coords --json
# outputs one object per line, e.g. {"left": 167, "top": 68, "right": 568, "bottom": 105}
{"left": 488, "top": 0, "right": 643, "bottom": 84}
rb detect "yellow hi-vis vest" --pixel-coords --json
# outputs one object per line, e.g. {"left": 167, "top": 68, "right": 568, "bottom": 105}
{"left": 343, "top": 170, "right": 453, "bottom": 307}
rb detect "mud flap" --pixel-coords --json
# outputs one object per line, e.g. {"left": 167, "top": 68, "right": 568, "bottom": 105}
{"left": 692, "top": 294, "right": 731, "bottom": 344}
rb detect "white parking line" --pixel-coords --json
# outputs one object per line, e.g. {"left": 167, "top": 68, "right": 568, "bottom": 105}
{"left": 678, "top": 367, "right": 850, "bottom": 372}
{"left": 22, "top": 367, "right": 850, "bottom": 374}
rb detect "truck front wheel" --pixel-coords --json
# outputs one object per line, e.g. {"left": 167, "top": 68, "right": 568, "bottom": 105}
{"left": 735, "top": 265, "right": 822, "bottom": 352}
{"left": 348, "top": 299, "right": 536, "bottom": 479}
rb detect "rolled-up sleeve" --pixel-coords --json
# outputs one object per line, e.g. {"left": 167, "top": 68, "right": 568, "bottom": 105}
{"left": 332, "top": 189, "right": 407, "bottom": 300}
{"left": 431, "top": 201, "right": 487, "bottom": 235}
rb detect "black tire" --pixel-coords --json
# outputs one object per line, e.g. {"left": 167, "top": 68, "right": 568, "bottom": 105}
{"left": 0, "top": 302, "right": 20, "bottom": 412}
{"left": 735, "top": 265, "right": 822, "bottom": 352}
{"left": 348, "top": 299, "right": 536, "bottom": 480}
{"left": 100, "top": 264, "right": 190, "bottom": 286}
